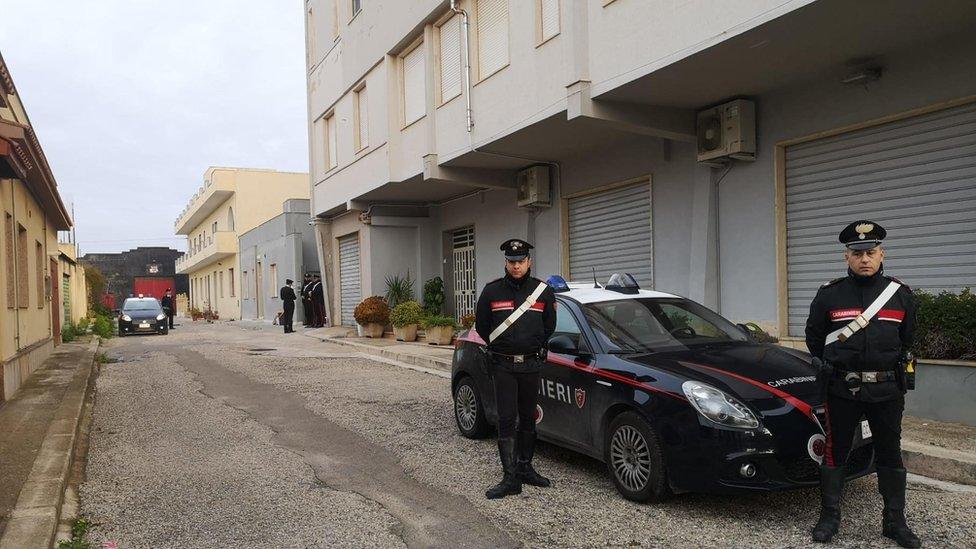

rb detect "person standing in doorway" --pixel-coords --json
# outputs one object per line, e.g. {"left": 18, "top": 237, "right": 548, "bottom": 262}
{"left": 474, "top": 239, "right": 556, "bottom": 500}
{"left": 301, "top": 273, "right": 314, "bottom": 327}
{"left": 311, "top": 274, "right": 326, "bottom": 328}
{"left": 160, "top": 288, "right": 176, "bottom": 329}
{"left": 280, "top": 279, "right": 297, "bottom": 334}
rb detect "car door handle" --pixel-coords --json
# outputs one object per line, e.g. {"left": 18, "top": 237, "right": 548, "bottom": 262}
{"left": 596, "top": 380, "right": 612, "bottom": 387}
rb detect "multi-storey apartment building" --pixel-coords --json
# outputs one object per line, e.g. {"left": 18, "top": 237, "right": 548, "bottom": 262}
{"left": 305, "top": 0, "right": 976, "bottom": 339}
{"left": 174, "top": 167, "right": 309, "bottom": 319}
{"left": 1, "top": 51, "right": 74, "bottom": 402}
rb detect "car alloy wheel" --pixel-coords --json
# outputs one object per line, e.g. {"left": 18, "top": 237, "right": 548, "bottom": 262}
{"left": 455, "top": 384, "right": 478, "bottom": 432}
{"left": 610, "top": 425, "right": 652, "bottom": 492}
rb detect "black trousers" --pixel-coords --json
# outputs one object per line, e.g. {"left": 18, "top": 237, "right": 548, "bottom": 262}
{"left": 302, "top": 298, "right": 312, "bottom": 326}
{"left": 282, "top": 302, "right": 295, "bottom": 332}
{"left": 824, "top": 393, "right": 904, "bottom": 469}
{"left": 167, "top": 312, "right": 175, "bottom": 328}
{"left": 492, "top": 364, "right": 540, "bottom": 439}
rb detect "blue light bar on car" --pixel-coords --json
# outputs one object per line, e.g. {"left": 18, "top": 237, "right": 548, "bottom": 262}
{"left": 546, "top": 275, "right": 570, "bottom": 292}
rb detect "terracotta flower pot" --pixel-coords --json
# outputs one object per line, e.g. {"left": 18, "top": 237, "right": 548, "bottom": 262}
{"left": 394, "top": 324, "right": 418, "bottom": 342}
{"left": 426, "top": 325, "right": 454, "bottom": 345}
{"left": 363, "top": 322, "right": 385, "bottom": 338}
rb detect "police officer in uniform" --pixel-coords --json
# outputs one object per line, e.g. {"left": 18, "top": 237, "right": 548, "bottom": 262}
{"left": 805, "top": 221, "right": 920, "bottom": 548}
{"left": 301, "top": 274, "right": 314, "bottom": 327}
{"left": 475, "top": 239, "right": 556, "bottom": 499}
{"left": 280, "top": 279, "right": 297, "bottom": 333}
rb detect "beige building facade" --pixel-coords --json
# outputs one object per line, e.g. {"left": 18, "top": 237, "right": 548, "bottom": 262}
{"left": 1, "top": 51, "right": 74, "bottom": 403}
{"left": 175, "top": 167, "right": 309, "bottom": 320}
{"left": 305, "top": 0, "right": 976, "bottom": 335}
{"left": 57, "top": 241, "right": 88, "bottom": 327}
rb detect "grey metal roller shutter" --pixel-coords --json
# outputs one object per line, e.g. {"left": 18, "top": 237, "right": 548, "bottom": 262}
{"left": 568, "top": 181, "right": 653, "bottom": 288}
{"left": 785, "top": 101, "right": 976, "bottom": 336}
{"left": 338, "top": 233, "right": 361, "bottom": 326}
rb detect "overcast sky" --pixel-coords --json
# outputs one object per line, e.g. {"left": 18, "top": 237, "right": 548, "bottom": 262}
{"left": 0, "top": 0, "right": 308, "bottom": 254}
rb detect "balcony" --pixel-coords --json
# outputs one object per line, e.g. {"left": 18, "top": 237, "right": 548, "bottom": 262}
{"left": 174, "top": 175, "right": 234, "bottom": 235}
{"left": 175, "top": 231, "right": 238, "bottom": 274}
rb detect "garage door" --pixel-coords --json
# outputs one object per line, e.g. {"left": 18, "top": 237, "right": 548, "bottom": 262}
{"left": 338, "top": 233, "right": 362, "bottom": 326}
{"left": 785, "top": 101, "right": 976, "bottom": 336}
{"left": 568, "top": 181, "right": 653, "bottom": 288}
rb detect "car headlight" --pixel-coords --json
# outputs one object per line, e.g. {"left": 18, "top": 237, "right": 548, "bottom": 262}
{"left": 122, "top": 315, "right": 132, "bottom": 322}
{"left": 156, "top": 313, "right": 166, "bottom": 321}
{"left": 681, "top": 380, "right": 760, "bottom": 429}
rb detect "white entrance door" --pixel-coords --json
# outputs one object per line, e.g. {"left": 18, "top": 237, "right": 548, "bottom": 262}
{"left": 452, "top": 226, "right": 476, "bottom": 320}
{"left": 339, "top": 233, "right": 362, "bottom": 326}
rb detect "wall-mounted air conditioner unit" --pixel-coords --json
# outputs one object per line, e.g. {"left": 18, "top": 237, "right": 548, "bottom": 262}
{"left": 696, "top": 99, "right": 756, "bottom": 163}
{"left": 516, "top": 165, "right": 551, "bottom": 208}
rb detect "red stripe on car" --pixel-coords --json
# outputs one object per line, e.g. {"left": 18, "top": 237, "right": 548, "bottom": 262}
{"left": 546, "top": 354, "right": 687, "bottom": 402}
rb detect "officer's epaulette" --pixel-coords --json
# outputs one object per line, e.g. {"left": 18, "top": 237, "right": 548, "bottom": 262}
{"left": 884, "top": 275, "right": 911, "bottom": 291}
{"left": 821, "top": 277, "right": 845, "bottom": 288}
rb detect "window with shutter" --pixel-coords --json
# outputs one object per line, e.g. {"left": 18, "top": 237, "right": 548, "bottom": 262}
{"left": 325, "top": 114, "right": 337, "bottom": 169}
{"left": 402, "top": 41, "right": 426, "bottom": 126}
{"left": 355, "top": 86, "right": 368, "bottom": 150}
{"left": 438, "top": 14, "right": 462, "bottom": 104}
{"left": 540, "top": 0, "right": 560, "bottom": 43}
{"left": 477, "top": 0, "right": 509, "bottom": 80}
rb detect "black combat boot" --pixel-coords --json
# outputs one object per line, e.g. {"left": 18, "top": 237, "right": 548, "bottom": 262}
{"left": 516, "top": 430, "right": 550, "bottom": 487}
{"left": 485, "top": 438, "right": 522, "bottom": 499}
{"left": 877, "top": 466, "right": 922, "bottom": 548}
{"left": 811, "top": 464, "right": 846, "bottom": 543}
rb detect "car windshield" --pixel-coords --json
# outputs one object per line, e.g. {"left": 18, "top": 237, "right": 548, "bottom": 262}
{"left": 123, "top": 299, "right": 162, "bottom": 312}
{"left": 582, "top": 298, "right": 748, "bottom": 353}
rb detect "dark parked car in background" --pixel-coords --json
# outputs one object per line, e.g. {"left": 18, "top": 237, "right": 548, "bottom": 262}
{"left": 118, "top": 296, "right": 169, "bottom": 336}
{"left": 451, "top": 274, "right": 874, "bottom": 502}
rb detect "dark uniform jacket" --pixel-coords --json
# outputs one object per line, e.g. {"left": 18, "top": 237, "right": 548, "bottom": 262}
{"left": 475, "top": 273, "right": 557, "bottom": 364}
{"left": 805, "top": 268, "right": 916, "bottom": 402}
{"left": 160, "top": 295, "right": 175, "bottom": 314}
{"left": 280, "top": 286, "right": 297, "bottom": 303}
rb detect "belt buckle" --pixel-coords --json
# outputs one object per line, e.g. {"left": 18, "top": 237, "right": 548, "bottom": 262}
{"left": 863, "top": 371, "right": 878, "bottom": 383}
{"left": 513, "top": 355, "right": 524, "bottom": 364}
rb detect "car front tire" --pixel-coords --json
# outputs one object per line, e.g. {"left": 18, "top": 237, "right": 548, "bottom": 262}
{"left": 605, "top": 412, "right": 670, "bottom": 502}
{"left": 453, "top": 376, "right": 489, "bottom": 439}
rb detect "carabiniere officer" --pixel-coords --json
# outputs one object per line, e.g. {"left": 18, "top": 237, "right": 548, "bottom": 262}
{"left": 475, "top": 238, "right": 556, "bottom": 499}
{"left": 805, "top": 221, "right": 920, "bottom": 548}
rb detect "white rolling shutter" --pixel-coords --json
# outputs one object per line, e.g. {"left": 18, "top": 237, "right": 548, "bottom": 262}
{"left": 785, "top": 101, "right": 976, "bottom": 336}
{"left": 477, "top": 0, "right": 508, "bottom": 79}
{"left": 540, "top": 0, "right": 560, "bottom": 42}
{"left": 339, "top": 234, "right": 362, "bottom": 326}
{"left": 439, "top": 14, "right": 462, "bottom": 103}
{"left": 568, "top": 182, "right": 653, "bottom": 288}
{"left": 402, "top": 43, "right": 426, "bottom": 125}
{"left": 356, "top": 87, "right": 368, "bottom": 149}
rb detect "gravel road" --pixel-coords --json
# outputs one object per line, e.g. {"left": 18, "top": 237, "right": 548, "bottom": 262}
{"left": 81, "top": 323, "right": 976, "bottom": 548}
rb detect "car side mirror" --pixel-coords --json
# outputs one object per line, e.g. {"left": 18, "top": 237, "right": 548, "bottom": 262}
{"left": 547, "top": 334, "right": 580, "bottom": 355}
{"left": 736, "top": 323, "right": 754, "bottom": 340}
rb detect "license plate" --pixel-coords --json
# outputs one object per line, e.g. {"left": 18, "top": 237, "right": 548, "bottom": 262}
{"left": 861, "top": 420, "right": 872, "bottom": 440}
{"left": 139, "top": 322, "right": 150, "bottom": 328}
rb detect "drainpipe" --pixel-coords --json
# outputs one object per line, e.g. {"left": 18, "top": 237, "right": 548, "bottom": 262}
{"left": 450, "top": 0, "right": 473, "bottom": 132}
{"left": 10, "top": 181, "right": 21, "bottom": 348}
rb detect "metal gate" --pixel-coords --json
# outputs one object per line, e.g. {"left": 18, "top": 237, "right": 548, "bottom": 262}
{"left": 568, "top": 181, "right": 653, "bottom": 287}
{"left": 339, "top": 233, "right": 362, "bottom": 326}
{"left": 785, "top": 101, "right": 976, "bottom": 335}
{"left": 62, "top": 275, "right": 71, "bottom": 326}
{"left": 452, "top": 227, "right": 476, "bottom": 320}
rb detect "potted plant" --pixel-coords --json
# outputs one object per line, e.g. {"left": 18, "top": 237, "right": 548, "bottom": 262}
{"left": 422, "top": 314, "right": 457, "bottom": 345}
{"left": 189, "top": 307, "right": 203, "bottom": 321}
{"left": 391, "top": 301, "right": 424, "bottom": 342}
{"left": 354, "top": 296, "right": 390, "bottom": 338}
{"left": 422, "top": 276, "right": 445, "bottom": 315}
{"left": 385, "top": 271, "right": 415, "bottom": 309}
{"left": 460, "top": 313, "right": 476, "bottom": 331}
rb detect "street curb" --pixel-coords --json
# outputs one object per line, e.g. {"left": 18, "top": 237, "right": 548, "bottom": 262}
{"left": 902, "top": 440, "right": 976, "bottom": 486}
{"left": 0, "top": 339, "right": 99, "bottom": 549}
{"left": 305, "top": 334, "right": 452, "bottom": 373}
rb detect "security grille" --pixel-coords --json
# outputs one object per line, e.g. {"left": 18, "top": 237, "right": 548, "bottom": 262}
{"left": 785, "top": 101, "right": 976, "bottom": 336}
{"left": 339, "top": 233, "right": 362, "bottom": 326}
{"left": 62, "top": 275, "right": 71, "bottom": 325}
{"left": 568, "top": 181, "right": 653, "bottom": 288}
{"left": 452, "top": 227, "right": 476, "bottom": 321}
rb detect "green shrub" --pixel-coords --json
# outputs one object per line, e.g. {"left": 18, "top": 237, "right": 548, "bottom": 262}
{"left": 385, "top": 271, "right": 415, "bottom": 309}
{"left": 913, "top": 288, "right": 976, "bottom": 361}
{"left": 422, "top": 277, "right": 445, "bottom": 315}
{"left": 76, "top": 317, "right": 90, "bottom": 334}
{"left": 390, "top": 300, "right": 424, "bottom": 328}
{"left": 92, "top": 315, "right": 114, "bottom": 339}
{"left": 421, "top": 314, "right": 457, "bottom": 329}
{"left": 354, "top": 296, "right": 390, "bottom": 325}
{"left": 61, "top": 324, "right": 76, "bottom": 343}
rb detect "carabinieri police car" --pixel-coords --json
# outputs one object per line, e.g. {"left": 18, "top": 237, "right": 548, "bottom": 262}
{"left": 451, "top": 274, "right": 873, "bottom": 502}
